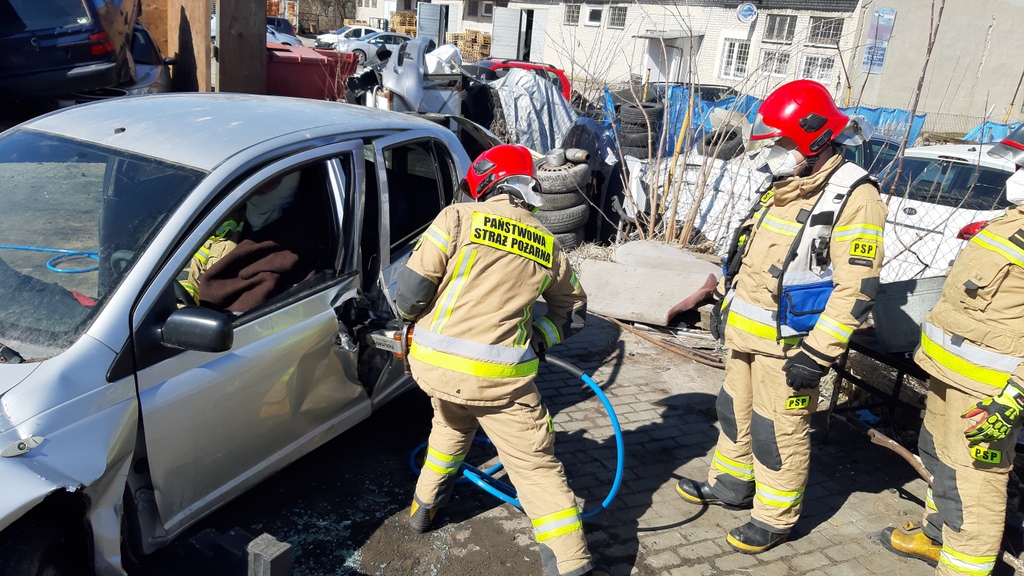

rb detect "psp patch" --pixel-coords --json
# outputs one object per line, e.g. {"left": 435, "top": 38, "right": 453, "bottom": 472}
{"left": 469, "top": 212, "right": 553, "bottom": 268}
{"left": 971, "top": 446, "right": 1001, "bottom": 465}
{"left": 849, "top": 239, "right": 878, "bottom": 259}
{"left": 785, "top": 395, "right": 810, "bottom": 410}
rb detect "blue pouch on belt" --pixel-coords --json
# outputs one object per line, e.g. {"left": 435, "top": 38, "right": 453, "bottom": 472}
{"left": 780, "top": 281, "right": 834, "bottom": 335}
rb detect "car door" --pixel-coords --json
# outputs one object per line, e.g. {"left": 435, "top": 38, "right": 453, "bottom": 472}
{"left": 365, "top": 131, "right": 460, "bottom": 406}
{"left": 128, "top": 142, "right": 369, "bottom": 543}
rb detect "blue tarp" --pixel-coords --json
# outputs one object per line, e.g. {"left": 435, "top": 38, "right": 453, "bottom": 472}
{"left": 840, "top": 106, "right": 926, "bottom": 146}
{"left": 964, "top": 121, "right": 1023, "bottom": 143}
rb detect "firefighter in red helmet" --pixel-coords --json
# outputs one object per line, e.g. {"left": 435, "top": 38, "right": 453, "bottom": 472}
{"left": 675, "top": 80, "right": 888, "bottom": 553}
{"left": 396, "top": 145, "right": 606, "bottom": 576}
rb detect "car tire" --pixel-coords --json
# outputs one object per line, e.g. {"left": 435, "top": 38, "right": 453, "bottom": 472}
{"left": 554, "top": 229, "right": 585, "bottom": 250}
{"left": 535, "top": 204, "right": 590, "bottom": 233}
{"left": 535, "top": 160, "right": 590, "bottom": 194}
{"left": 353, "top": 49, "right": 366, "bottom": 65}
{"left": 536, "top": 190, "right": 586, "bottom": 212}
{"left": 620, "top": 145, "right": 651, "bottom": 159}
{"left": 620, "top": 129, "right": 658, "bottom": 147}
{"left": 698, "top": 128, "right": 744, "bottom": 161}
{"left": 618, "top": 102, "right": 664, "bottom": 125}
{"left": 0, "top": 502, "right": 89, "bottom": 576}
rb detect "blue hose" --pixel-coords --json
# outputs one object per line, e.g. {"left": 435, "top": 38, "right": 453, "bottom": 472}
{"left": 409, "top": 354, "right": 625, "bottom": 519}
{"left": 0, "top": 245, "right": 100, "bottom": 274}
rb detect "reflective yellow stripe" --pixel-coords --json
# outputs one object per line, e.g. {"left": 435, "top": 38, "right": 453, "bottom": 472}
{"left": 180, "top": 281, "right": 199, "bottom": 304}
{"left": 712, "top": 450, "right": 754, "bottom": 481}
{"left": 569, "top": 271, "right": 580, "bottom": 291}
{"left": 195, "top": 246, "right": 211, "bottom": 265}
{"left": 727, "top": 309, "right": 799, "bottom": 345}
{"left": 921, "top": 332, "right": 1010, "bottom": 388}
{"left": 925, "top": 488, "right": 937, "bottom": 511}
{"left": 814, "top": 314, "right": 853, "bottom": 344}
{"left": 423, "top": 446, "right": 465, "bottom": 475}
{"left": 533, "top": 507, "right": 582, "bottom": 542}
{"left": 971, "top": 229, "right": 1024, "bottom": 267}
{"left": 410, "top": 343, "right": 539, "bottom": 378}
{"left": 424, "top": 224, "right": 451, "bottom": 254}
{"left": 755, "top": 482, "right": 804, "bottom": 509}
{"left": 939, "top": 545, "right": 997, "bottom": 576}
{"left": 516, "top": 276, "right": 550, "bottom": 347}
{"left": 430, "top": 247, "right": 477, "bottom": 333}
{"left": 834, "top": 223, "right": 883, "bottom": 243}
{"left": 760, "top": 214, "right": 800, "bottom": 237}
{"left": 534, "top": 317, "right": 560, "bottom": 347}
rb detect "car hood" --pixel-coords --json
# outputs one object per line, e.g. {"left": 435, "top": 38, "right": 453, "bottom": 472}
{"left": 0, "top": 362, "right": 40, "bottom": 401}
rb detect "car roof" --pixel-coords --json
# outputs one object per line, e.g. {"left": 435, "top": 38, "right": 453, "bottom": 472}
{"left": 21, "top": 93, "right": 438, "bottom": 171}
{"left": 481, "top": 59, "right": 557, "bottom": 70}
{"left": 901, "top": 143, "right": 1016, "bottom": 171}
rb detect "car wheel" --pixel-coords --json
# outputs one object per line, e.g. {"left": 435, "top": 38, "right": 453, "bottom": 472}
{"left": 353, "top": 49, "right": 366, "bottom": 65}
{"left": 535, "top": 160, "right": 590, "bottom": 194}
{"left": 0, "top": 503, "right": 89, "bottom": 576}
{"left": 618, "top": 102, "right": 664, "bottom": 125}
{"left": 535, "top": 204, "right": 590, "bottom": 233}
{"left": 554, "top": 229, "right": 585, "bottom": 250}
{"left": 536, "top": 190, "right": 586, "bottom": 212}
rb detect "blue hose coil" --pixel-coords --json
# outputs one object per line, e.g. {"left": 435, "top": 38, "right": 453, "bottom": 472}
{"left": 0, "top": 245, "right": 100, "bottom": 274}
{"left": 409, "top": 355, "right": 624, "bottom": 519}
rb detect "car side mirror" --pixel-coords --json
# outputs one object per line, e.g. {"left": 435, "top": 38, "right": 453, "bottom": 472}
{"left": 164, "top": 55, "right": 178, "bottom": 66}
{"left": 161, "top": 306, "right": 234, "bottom": 352}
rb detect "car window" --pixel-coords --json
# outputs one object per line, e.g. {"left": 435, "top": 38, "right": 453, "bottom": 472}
{"left": 881, "top": 157, "right": 1011, "bottom": 211}
{"left": 382, "top": 141, "right": 445, "bottom": 254}
{"left": 493, "top": 67, "right": 510, "bottom": 78}
{"left": 0, "top": 130, "right": 204, "bottom": 353}
{"left": 1, "top": 0, "right": 92, "bottom": 35}
{"left": 131, "top": 29, "right": 161, "bottom": 66}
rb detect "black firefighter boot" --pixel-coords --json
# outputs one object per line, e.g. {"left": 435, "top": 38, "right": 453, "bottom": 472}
{"left": 676, "top": 478, "right": 753, "bottom": 510}
{"left": 409, "top": 480, "right": 455, "bottom": 534}
{"left": 726, "top": 521, "right": 789, "bottom": 554}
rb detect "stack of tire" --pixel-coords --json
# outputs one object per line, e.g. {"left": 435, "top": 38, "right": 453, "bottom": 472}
{"left": 533, "top": 150, "right": 592, "bottom": 250}
{"left": 617, "top": 102, "right": 665, "bottom": 160}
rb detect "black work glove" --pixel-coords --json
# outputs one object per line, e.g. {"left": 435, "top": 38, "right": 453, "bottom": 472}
{"left": 783, "top": 351, "right": 825, "bottom": 391}
{"left": 532, "top": 338, "right": 548, "bottom": 360}
{"left": 709, "top": 301, "right": 724, "bottom": 343}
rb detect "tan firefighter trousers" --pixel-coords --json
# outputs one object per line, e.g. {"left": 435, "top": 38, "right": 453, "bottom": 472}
{"left": 414, "top": 389, "right": 592, "bottom": 576}
{"left": 919, "top": 377, "right": 1018, "bottom": 576}
{"left": 707, "top": 350, "right": 819, "bottom": 532}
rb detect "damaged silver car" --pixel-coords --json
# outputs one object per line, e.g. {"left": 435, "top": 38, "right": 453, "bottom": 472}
{"left": 0, "top": 93, "right": 470, "bottom": 575}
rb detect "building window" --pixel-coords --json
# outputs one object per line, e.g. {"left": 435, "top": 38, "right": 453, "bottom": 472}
{"left": 801, "top": 54, "right": 836, "bottom": 83}
{"left": 608, "top": 6, "right": 627, "bottom": 29}
{"left": 762, "top": 14, "right": 796, "bottom": 42}
{"left": 564, "top": 4, "right": 580, "bottom": 25}
{"left": 808, "top": 16, "right": 843, "bottom": 45}
{"left": 586, "top": 8, "right": 602, "bottom": 26}
{"left": 467, "top": 0, "right": 478, "bottom": 16}
{"left": 402, "top": 0, "right": 412, "bottom": 11}
{"left": 759, "top": 49, "right": 790, "bottom": 77}
{"left": 481, "top": 1, "right": 493, "bottom": 17}
{"left": 720, "top": 39, "right": 750, "bottom": 80}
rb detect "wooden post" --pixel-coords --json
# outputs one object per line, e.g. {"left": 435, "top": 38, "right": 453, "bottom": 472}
{"left": 166, "top": 0, "right": 212, "bottom": 92}
{"left": 217, "top": 0, "right": 267, "bottom": 94}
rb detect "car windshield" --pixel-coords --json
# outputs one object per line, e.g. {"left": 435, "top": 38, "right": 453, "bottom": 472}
{"left": 0, "top": 130, "right": 205, "bottom": 356}
{"left": 879, "top": 156, "right": 1011, "bottom": 211}
{"left": 0, "top": 0, "right": 92, "bottom": 35}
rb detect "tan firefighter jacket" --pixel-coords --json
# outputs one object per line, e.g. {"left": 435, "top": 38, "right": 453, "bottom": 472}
{"left": 396, "top": 194, "right": 587, "bottom": 406}
{"left": 915, "top": 207, "right": 1024, "bottom": 396}
{"left": 180, "top": 213, "right": 246, "bottom": 304}
{"left": 719, "top": 154, "right": 888, "bottom": 364}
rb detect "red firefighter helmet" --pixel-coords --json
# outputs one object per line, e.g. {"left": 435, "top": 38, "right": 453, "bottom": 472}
{"left": 989, "top": 124, "right": 1024, "bottom": 167}
{"left": 750, "top": 79, "right": 849, "bottom": 156}
{"left": 459, "top": 145, "right": 543, "bottom": 207}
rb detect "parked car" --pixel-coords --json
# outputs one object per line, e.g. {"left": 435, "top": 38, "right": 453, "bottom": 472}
{"left": 266, "top": 16, "right": 296, "bottom": 36}
{"left": 336, "top": 31, "right": 412, "bottom": 65}
{"left": 462, "top": 59, "right": 572, "bottom": 101}
{"left": 316, "top": 25, "right": 380, "bottom": 48}
{"left": 841, "top": 133, "right": 901, "bottom": 175}
{"left": 877, "top": 142, "right": 1015, "bottom": 282}
{"left": 123, "top": 24, "right": 176, "bottom": 95}
{"left": 0, "top": 0, "right": 139, "bottom": 101}
{"left": 0, "top": 93, "right": 471, "bottom": 575}
{"left": 266, "top": 25, "right": 303, "bottom": 46}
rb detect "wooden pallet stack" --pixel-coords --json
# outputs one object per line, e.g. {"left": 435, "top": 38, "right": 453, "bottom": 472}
{"left": 445, "top": 30, "right": 491, "bottom": 62}
{"left": 390, "top": 11, "right": 417, "bottom": 37}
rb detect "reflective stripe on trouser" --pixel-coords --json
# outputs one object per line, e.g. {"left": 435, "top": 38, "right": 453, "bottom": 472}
{"left": 917, "top": 377, "right": 1016, "bottom": 576}
{"left": 414, "top": 390, "right": 591, "bottom": 576}
{"left": 707, "top": 350, "right": 817, "bottom": 531}
{"left": 920, "top": 321, "right": 1024, "bottom": 389}
{"left": 726, "top": 295, "right": 800, "bottom": 345}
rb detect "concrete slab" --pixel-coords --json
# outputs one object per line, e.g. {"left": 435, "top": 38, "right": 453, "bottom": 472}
{"left": 612, "top": 240, "right": 722, "bottom": 276}
{"left": 578, "top": 258, "right": 717, "bottom": 326}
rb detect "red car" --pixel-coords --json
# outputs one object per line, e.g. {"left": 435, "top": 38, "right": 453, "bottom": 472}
{"left": 462, "top": 59, "right": 572, "bottom": 101}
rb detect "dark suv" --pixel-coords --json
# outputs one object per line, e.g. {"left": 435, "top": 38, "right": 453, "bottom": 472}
{"left": 267, "top": 16, "right": 295, "bottom": 35}
{"left": 0, "top": 0, "right": 138, "bottom": 101}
